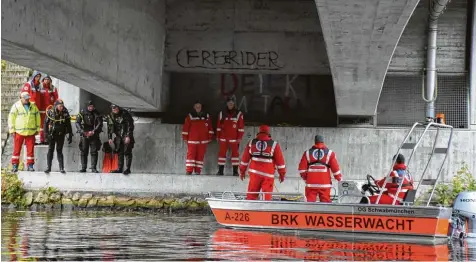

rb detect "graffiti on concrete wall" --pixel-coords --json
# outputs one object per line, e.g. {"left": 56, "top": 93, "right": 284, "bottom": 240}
{"left": 219, "top": 73, "right": 307, "bottom": 115}
{"left": 167, "top": 73, "right": 336, "bottom": 126}
{"left": 176, "top": 49, "right": 284, "bottom": 70}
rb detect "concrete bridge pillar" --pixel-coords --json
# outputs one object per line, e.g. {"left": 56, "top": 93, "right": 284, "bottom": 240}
{"left": 315, "top": 0, "right": 420, "bottom": 117}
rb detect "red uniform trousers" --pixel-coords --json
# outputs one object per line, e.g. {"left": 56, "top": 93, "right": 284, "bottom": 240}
{"left": 186, "top": 143, "right": 208, "bottom": 174}
{"left": 218, "top": 141, "right": 240, "bottom": 166}
{"left": 305, "top": 187, "right": 332, "bottom": 203}
{"left": 246, "top": 174, "right": 274, "bottom": 201}
{"left": 11, "top": 134, "right": 35, "bottom": 165}
{"left": 39, "top": 112, "right": 46, "bottom": 143}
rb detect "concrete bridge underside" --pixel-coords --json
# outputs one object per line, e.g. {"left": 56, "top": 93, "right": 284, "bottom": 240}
{"left": 1, "top": 0, "right": 167, "bottom": 111}
{"left": 2, "top": 0, "right": 419, "bottom": 116}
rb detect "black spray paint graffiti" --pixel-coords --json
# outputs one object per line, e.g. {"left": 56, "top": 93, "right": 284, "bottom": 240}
{"left": 220, "top": 74, "right": 309, "bottom": 115}
{"left": 176, "top": 49, "right": 284, "bottom": 70}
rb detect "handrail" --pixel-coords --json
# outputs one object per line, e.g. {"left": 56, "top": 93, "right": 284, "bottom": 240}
{"left": 375, "top": 122, "right": 420, "bottom": 204}
{"left": 425, "top": 124, "right": 454, "bottom": 206}
{"left": 375, "top": 121, "right": 453, "bottom": 205}
{"left": 205, "top": 191, "right": 305, "bottom": 200}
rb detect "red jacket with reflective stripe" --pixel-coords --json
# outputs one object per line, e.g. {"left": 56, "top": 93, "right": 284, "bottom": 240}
{"left": 240, "top": 134, "right": 286, "bottom": 179}
{"left": 40, "top": 83, "right": 58, "bottom": 111}
{"left": 298, "top": 143, "right": 342, "bottom": 187}
{"left": 216, "top": 109, "right": 244, "bottom": 142}
{"left": 182, "top": 112, "right": 214, "bottom": 143}
{"left": 376, "top": 164, "right": 414, "bottom": 202}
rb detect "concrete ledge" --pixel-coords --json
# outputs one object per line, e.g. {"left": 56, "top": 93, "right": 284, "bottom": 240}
{"left": 18, "top": 171, "right": 317, "bottom": 196}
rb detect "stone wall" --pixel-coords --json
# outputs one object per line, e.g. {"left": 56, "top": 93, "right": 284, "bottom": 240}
{"left": 1, "top": 61, "right": 30, "bottom": 141}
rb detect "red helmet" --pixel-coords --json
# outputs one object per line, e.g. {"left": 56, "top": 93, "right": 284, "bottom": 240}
{"left": 258, "top": 125, "right": 270, "bottom": 135}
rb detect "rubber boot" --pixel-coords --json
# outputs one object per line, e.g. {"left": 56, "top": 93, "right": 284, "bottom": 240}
{"left": 45, "top": 150, "right": 53, "bottom": 174}
{"left": 90, "top": 154, "right": 99, "bottom": 173}
{"left": 123, "top": 155, "right": 132, "bottom": 175}
{"left": 232, "top": 166, "right": 239, "bottom": 176}
{"left": 27, "top": 164, "right": 35, "bottom": 171}
{"left": 58, "top": 154, "right": 65, "bottom": 174}
{"left": 80, "top": 154, "right": 87, "bottom": 172}
{"left": 12, "top": 164, "right": 18, "bottom": 172}
{"left": 111, "top": 154, "right": 124, "bottom": 173}
{"left": 216, "top": 165, "right": 224, "bottom": 176}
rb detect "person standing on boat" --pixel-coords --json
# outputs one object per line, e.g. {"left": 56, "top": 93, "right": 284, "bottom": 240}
{"left": 239, "top": 125, "right": 286, "bottom": 201}
{"left": 215, "top": 97, "right": 245, "bottom": 176}
{"left": 364, "top": 154, "right": 414, "bottom": 205}
{"left": 298, "top": 135, "right": 342, "bottom": 203}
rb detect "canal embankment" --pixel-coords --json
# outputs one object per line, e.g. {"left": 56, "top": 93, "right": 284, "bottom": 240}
{"left": 1, "top": 171, "right": 320, "bottom": 213}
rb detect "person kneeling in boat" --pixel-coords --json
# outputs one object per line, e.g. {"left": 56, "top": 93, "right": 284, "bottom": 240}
{"left": 298, "top": 135, "right": 342, "bottom": 203}
{"left": 239, "top": 125, "right": 286, "bottom": 201}
{"left": 362, "top": 154, "right": 414, "bottom": 205}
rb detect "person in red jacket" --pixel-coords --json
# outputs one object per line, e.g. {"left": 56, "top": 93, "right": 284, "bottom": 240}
{"left": 39, "top": 74, "right": 58, "bottom": 144}
{"left": 216, "top": 97, "right": 245, "bottom": 176}
{"left": 298, "top": 135, "right": 342, "bottom": 203}
{"left": 182, "top": 101, "right": 214, "bottom": 175}
{"left": 21, "top": 71, "right": 42, "bottom": 105}
{"left": 239, "top": 125, "right": 286, "bottom": 201}
{"left": 363, "top": 154, "right": 414, "bottom": 205}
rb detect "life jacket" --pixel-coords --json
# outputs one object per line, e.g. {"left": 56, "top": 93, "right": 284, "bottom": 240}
{"left": 307, "top": 146, "right": 331, "bottom": 168}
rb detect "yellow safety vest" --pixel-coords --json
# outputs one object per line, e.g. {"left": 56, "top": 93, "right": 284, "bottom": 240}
{"left": 8, "top": 100, "right": 41, "bottom": 136}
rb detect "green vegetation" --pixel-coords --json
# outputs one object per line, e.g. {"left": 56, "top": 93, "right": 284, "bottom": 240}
{"left": 1, "top": 60, "right": 6, "bottom": 71}
{"left": 418, "top": 163, "right": 476, "bottom": 206}
{"left": 1, "top": 170, "right": 26, "bottom": 206}
{"left": 40, "top": 186, "right": 59, "bottom": 196}
{"left": 1, "top": 171, "right": 209, "bottom": 212}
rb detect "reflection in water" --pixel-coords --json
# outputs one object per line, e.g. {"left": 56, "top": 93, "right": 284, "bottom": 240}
{"left": 209, "top": 228, "right": 458, "bottom": 261}
{"left": 1, "top": 211, "right": 474, "bottom": 261}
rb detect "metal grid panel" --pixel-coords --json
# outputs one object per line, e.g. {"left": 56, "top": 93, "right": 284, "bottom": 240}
{"left": 434, "top": 75, "right": 468, "bottom": 129}
{"left": 377, "top": 73, "right": 468, "bottom": 128}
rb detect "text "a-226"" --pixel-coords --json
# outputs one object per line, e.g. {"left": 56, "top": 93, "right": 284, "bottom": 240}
{"left": 225, "top": 212, "right": 250, "bottom": 222}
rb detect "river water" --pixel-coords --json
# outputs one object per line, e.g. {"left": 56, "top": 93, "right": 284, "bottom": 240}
{"left": 1, "top": 211, "right": 474, "bottom": 261}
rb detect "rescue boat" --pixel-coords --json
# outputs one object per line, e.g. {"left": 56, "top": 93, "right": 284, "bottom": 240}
{"left": 206, "top": 121, "right": 471, "bottom": 240}
{"left": 208, "top": 228, "right": 451, "bottom": 261}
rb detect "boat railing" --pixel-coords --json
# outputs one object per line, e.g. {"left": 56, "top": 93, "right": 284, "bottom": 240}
{"left": 375, "top": 121, "right": 454, "bottom": 206}
{"left": 205, "top": 191, "right": 305, "bottom": 201}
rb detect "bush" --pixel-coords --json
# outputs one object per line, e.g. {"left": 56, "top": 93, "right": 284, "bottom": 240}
{"left": 431, "top": 163, "right": 476, "bottom": 206}
{"left": 1, "top": 171, "right": 25, "bottom": 206}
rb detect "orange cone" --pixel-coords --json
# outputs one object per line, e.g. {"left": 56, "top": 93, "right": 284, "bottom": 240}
{"left": 102, "top": 153, "right": 112, "bottom": 173}
{"left": 111, "top": 153, "right": 119, "bottom": 171}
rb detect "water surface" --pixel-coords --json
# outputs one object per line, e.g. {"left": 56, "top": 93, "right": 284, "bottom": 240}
{"left": 1, "top": 211, "right": 474, "bottom": 261}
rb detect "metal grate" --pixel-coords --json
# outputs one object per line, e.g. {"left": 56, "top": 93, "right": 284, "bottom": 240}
{"left": 377, "top": 73, "right": 468, "bottom": 128}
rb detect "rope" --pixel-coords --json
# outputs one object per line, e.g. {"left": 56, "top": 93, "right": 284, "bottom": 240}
{"left": 45, "top": 105, "right": 69, "bottom": 122}
{"left": 273, "top": 184, "right": 303, "bottom": 201}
